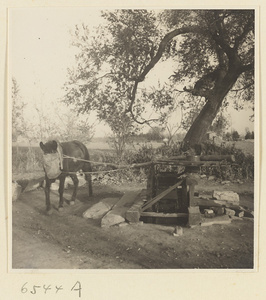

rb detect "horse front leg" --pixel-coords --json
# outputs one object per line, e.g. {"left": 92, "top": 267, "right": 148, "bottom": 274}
{"left": 70, "top": 174, "right": 79, "bottom": 205}
{"left": 44, "top": 177, "right": 52, "bottom": 214}
{"left": 58, "top": 176, "right": 66, "bottom": 211}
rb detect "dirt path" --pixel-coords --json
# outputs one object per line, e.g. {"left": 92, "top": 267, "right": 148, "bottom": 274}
{"left": 12, "top": 180, "right": 254, "bottom": 269}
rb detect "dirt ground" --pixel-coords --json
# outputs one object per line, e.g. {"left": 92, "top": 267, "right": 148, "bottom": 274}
{"left": 12, "top": 178, "right": 255, "bottom": 269}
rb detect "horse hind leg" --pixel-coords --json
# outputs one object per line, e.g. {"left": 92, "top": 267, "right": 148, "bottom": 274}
{"left": 58, "top": 176, "right": 66, "bottom": 211}
{"left": 70, "top": 174, "right": 79, "bottom": 205}
{"left": 83, "top": 163, "right": 93, "bottom": 197}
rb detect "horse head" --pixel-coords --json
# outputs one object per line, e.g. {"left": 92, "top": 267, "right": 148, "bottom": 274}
{"left": 40, "top": 140, "right": 58, "bottom": 154}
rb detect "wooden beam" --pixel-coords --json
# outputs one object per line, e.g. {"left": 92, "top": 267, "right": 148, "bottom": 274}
{"left": 140, "top": 212, "right": 188, "bottom": 218}
{"left": 194, "top": 198, "right": 222, "bottom": 207}
{"left": 200, "top": 155, "right": 235, "bottom": 162}
{"left": 141, "top": 180, "right": 183, "bottom": 212}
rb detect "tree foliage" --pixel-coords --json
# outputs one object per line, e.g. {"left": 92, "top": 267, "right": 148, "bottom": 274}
{"left": 232, "top": 130, "right": 240, "bottom": 141}
{"left": 12, "top": 78, "right": 26, "bottom": 142}
{"left": 64, "top": 9, "right": 254, "bottom": 147}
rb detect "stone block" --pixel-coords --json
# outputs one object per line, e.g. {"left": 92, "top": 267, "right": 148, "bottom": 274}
{"left": 83, "top": 197, "right": 120, "bottom": 219}
{"left": 221, "top": 181, "right": 231, "bottom": 185}
{"left": 125, "top": 191, "right": 146, "bottom": 223}
{"left": 236, "top": 210, "right": 244, "bottom": 218}
{"left": 212, "top": 191, "right": 239, "bottom": 205}
{"left": 173, "top": 226, "right": 183, "bottom": 236}
{"left": 225, "top": 208, "right": 236, "bottom": 217}
{"left": 118, "top": 222, "right": 129, "bottom": 227}
{"left": 23, "top": 176, "right": 45, "bottom": 192}
{"left": 204, "top": 209, "right": 214, "bottom": 214}
{"left": 211, "top": 207, "right": 225, "bottom": 216}
{"left": 101, "top": 213, "right": 125, "bottom": 228}
{"left": 125, "top": 209, "right": 141, "bottom": 223}
{"left": 188, "top": 206, "right": 201, "bottom": 226}
{"left": 101, "top": 191, "right": 140, "bottom": 227}
{"left": 201, "top": 215, "right": 231, "bottom": 227}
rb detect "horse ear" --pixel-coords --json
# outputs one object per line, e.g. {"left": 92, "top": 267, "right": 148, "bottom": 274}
{"left": 52, "top": 140, "right": 58, "bottom": 151}
{"left": 40, "top": 142, "right": 45, "bottom": 152}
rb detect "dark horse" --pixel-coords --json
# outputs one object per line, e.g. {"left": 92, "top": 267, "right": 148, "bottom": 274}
{"left": 40, "top": 140, "right": 93, "bottom": 214}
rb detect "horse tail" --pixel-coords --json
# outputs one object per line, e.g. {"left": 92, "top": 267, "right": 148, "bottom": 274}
{"left": 72, "top": 140, "right": 92, "bottom": 172}
{"left": 84, "top": 144, "right": 92, "bottom": 170}
{"left": 75, "top": 141, "right": 93, "bottom": 196}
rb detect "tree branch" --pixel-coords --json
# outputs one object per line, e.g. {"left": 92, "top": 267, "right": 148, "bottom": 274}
{"left": 129, "top": 110, "right": 161, "bottom": 125}
{"left": 239, "top": 63, "right": 254, "bottom": 73}
{"left": 127, "top": 25, "right": 208, "bottom": 124}
{"left": 234, "top": 17, "right": 254, "bottom": 49}
{"left": 230, "top": 82, "right": 253, "bottom": 92}
{"left": 78, "top": 72, "right": 114, "bottom": 87}
{"left": 137, "top": 25, "right": 207, "bottom": 82}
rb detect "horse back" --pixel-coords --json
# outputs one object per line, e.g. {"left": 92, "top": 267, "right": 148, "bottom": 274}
{"left": 60, "top": 140, "right": 90, "bottom": 171}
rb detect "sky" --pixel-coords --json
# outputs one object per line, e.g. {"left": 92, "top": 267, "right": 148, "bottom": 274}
{"left": 9, "top": 7, "right": 255, "bottom": 138}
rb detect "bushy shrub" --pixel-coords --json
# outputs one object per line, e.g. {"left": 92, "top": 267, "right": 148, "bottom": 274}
{"left": 199, "top": 142, "right": 254, "bottom": 180}
{"left": 12, "top": 146, "right": 43, "bottom": 174}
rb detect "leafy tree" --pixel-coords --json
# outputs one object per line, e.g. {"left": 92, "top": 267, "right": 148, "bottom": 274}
{"left": 232, "top": 130, "right": 240, "bottom": 141}
{"left": 12, "top": 77, "right": 26, "bottom": 143}
{"left": 54, "top": 109, "right": 95, "bottom": 143}
{"left": 64, "top": 9, "right": 254, "bottom": 148}
{"left": 251, "top": 131, "right": 254, "bottom": 139}
{"left": 245, "top": 130, "right": 254, "bottom": 139}
{"left": 245, "top": 131, "right": 252, "bottom": 139}
{"left": 146, "top": 126, "right": 164, "bottom": 141}
{"left": 107, "top": 112, "right": 137, "bottom": 160}
{"left": 225, "top": 132, "right": 232, "bottom": 141}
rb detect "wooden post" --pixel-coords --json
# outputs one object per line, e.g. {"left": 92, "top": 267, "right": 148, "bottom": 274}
{"left": 146, "top": 163, "right": 155, "bottom": 199}
{"left": 183, "top": 177, "right": 201, "bottom": 227}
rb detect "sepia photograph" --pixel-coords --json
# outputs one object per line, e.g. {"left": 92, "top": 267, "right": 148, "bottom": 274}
{"left": 9, "top": 7, "right": 257, "bottom": 272}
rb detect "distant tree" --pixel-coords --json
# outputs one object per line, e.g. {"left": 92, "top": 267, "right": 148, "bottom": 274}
{"left": 251, "top": 131, "right": 254, "bottom": 139}
{"left": 232, "top": 130, "right": 240, "bottom": 141}
{"left": 55, "top": 110, "right": 95, "bottom": 144}
{"left": 245, "top": 131, "right": 252, "bottom": 139}
{"left": 224, "top": 132, "right": 232, "bottom": 141}
{"left": 146, "top": 126, "right": 164, "bottom": 141}
{"left": 107, "top": 112, "right": 138, "bottom": 160}
{"left": 245, "top": 130, "right": 254, "bottom": 139}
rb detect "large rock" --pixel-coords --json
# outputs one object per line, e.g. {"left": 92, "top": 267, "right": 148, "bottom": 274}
{"left": 83, "top": 198, "right": 120, "bottom": 219}
{"left": 212, "top": 191, "right": 239, "bottom": 205}
{"left": 101, "top": 191, "right": 140, "bottom": 228}
{"left": 23, "top": 177, "right": 44, "bottom": 192}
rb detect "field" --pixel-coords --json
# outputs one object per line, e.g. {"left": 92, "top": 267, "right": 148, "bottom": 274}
{"left": 11, "top": 140, "right": 255, "bottom": 269}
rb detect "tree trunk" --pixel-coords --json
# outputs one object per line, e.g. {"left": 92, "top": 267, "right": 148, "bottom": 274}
{"left": 183, "top": 71, "right": 240, "bottom": 147}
